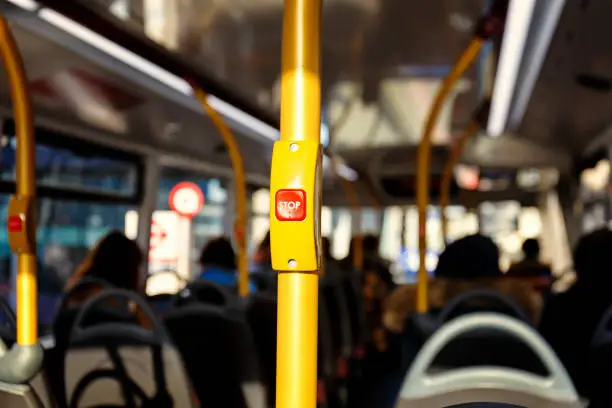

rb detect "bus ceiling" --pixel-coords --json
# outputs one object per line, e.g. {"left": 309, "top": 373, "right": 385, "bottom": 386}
{"left": 5, "top": 0, "right": 612, "bottom": 175}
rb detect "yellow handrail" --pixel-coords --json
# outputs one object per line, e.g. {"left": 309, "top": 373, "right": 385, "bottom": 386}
{"left": 416, "top": 37, "right": 484, "bottom": 313}
{"left": 440, "top": 120, "right": 480, "bottom": 245}
{"left": 192, "top": 88, "right": 249, "bottom": 298}
{"left": 362, "top": 175, "right": 381, "bottom": 210}
{"left": 0, "top": 13, "right": 43, "bottom": 383}
{"left": 272, "top": 1, "right": 322, "bottom": 408}
{"left": 332, "top": 156, "right": 363, "bottom": 271}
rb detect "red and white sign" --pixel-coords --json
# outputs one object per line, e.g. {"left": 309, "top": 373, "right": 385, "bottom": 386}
{"left": 149, "top": 219, "right": 168, "bottom": 250}
{"left": 275, "top": 189, "right": 306, "bottom": 221}
{"left": 148, "top": 211, "right": 180, "bottom": 263}
{"left": 124, "top": 210, "right": 192, "bottom": 295}
{"left": 169, "top": 182, "right": 204, "bottom": 219}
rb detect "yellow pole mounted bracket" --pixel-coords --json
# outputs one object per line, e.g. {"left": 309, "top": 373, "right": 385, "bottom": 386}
{"left": 192, "top": 87, "right": 249, "bottom": 298}
{"left": 0, "top": 13, "right": 43, "bottom": 384}
{"left": 273, "top": 1, "right": 322, "bottom": 408}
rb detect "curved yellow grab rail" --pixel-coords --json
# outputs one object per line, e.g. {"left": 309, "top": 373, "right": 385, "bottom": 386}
{"left": 416, "top": 0, "right": 506, "bottom": 313}
{"left": 272, "top": 1, "right": 322, "bottom": 408}
{"left": 0, "top": 14, "right": 43, "bottom": 383}
{"left": 332, "top": 156, "right": 363, "bottom": 271}
{"left": 416, "top": 37, "right": 484, "bottom": 313}
{"left": 192, "top": 88, "right": 249, "bottom": 298}
{"left": 440, "top": 120, "right": 480, "bottom": 245}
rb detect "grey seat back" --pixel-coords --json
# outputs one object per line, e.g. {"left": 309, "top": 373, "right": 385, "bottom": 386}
{"left": 164, "top": 286, "right": 266, "bottom": 408}
{"left": 429, "top": 289, "right": 546, "bottom": 374}
{"left": 244, "top": 293, "right": 277, "bottom": 407}
{"left": 63, "top": 289, "right": 191, "bottom": 407}
{"left": 397, "top": 313, "right": 581, "bottom": 408}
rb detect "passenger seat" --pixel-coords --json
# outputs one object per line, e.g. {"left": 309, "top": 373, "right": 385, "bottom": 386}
{"left": 164, "top": 281, "right": 266, "bottom": 408}
{"left": 61, "top": 289, "right": 191, "bottom": 407}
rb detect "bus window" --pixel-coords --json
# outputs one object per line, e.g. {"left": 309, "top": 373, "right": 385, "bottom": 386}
{"left": 1, "top": 122, "right": 139, "bottom": 197}
{"left": 0, "top": 125, "right": 141, "bottom": 335}
{"left": 154, "top": 169, "right": 228, "bottom": 277}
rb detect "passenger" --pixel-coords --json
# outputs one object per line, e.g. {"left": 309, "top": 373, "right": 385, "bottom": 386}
{"left": 321, "top": 236, "right": 334, "bottom": 262}
{"left": 384, "top": 233, "right": 543, "bottom": 333}
{"left": 340, "top": 234, "right": 394, "bottom": 286}
{"left": 60, "top": 231, "right": 151, "bottom": 332}
{"left": 250, "top": 231, "right": 276, "bottom": 292}
{"left": 321, "top": 236, "right": 344, "bottom": 281}
{"left": 354, "top": 235, "right": 401, "bottom": 408}
{"left": 507, "top": 238, "right": 552, "bottom": 278}
{"left": 65, "top": 230, "right": 144, "bottom": 307}
{"left": 253, "top": 231, "right": 272, "bottom": 272}
{"left": 199, "top": 237, "right": 256, "bottom": 292}
{"left": 364, "top": 234, "right": 395, "bottom": 288}
{"left": 539, "top": 228, "right": 612, "bottom": 398}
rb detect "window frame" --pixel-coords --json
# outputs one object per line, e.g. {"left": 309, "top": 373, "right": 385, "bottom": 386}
{"left": 1, "top": 120, "right": 145, "bottom": 205}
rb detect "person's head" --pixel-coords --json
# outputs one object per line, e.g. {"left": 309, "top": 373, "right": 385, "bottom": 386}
{"left": 321, "top": 237, "right": 331, "bottom": 260}
{"left": 363, "top": 235, "right": 380, "bottom": 256}
{"left": 522, "top": 238, "right": 540, "bottom": 261}
{"left": 254, "top": 231, "right": 271, "bottom": 264}
{"left": 69, "top": 231, "right": 143, "bottom": 291}
{"left": 259, "top": 231, "right": 270, "bottom": 251}
{"left": 199, "top": 237, "right": 237, "bottom": 271}
{"left": 573, "top": 228, "right": 612, "bottom": 287}
{"left": 435, "top": 233, "right": 502, "bottom": 279}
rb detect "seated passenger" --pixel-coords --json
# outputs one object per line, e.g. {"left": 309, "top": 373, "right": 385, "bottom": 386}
{"left": 250, "top": 231, "right": 276, "bottom": 292}
{"left": 65, "top": 230, "right": 144, "bottom": 307}
{"left": 60, "top": 231, "right": 151, "bottom": 331}
{"left": 539, "top": 228, "right": 612, "bottom": 398}
{"left": 384, "top": 233, "right": 543, "bottom": 333}
{"left": 507, "top": 238, "right": 552, "bottom": 278}
{"left": 199, "top": 237, "right": 256, "bottom": 292}
{"left": 340, "top": 235, "right": 395, "bottom": 354}
{"left": 340, "top": 235, "right": 394, "bottom": 286}
{"left": 321, "top": 236, "right": 343, "bottom": 281}
{"left": 252, "top": 231, "right": 271, "bottom": 270}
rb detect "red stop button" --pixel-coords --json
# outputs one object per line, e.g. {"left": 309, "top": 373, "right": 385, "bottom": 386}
{"left": 275, "top": 189, "right": 306, "bottom": 221}
{"left": 7, "top": 215, "right": 22, "bottom": 233}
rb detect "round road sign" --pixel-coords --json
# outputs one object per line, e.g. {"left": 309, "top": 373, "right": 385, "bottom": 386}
{"left": 168, "top": 181, "right": 204, "bottom": 219}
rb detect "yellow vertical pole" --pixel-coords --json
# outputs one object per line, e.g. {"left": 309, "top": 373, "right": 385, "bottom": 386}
{"left": 0, "top": 15, "right": 38, "bottom": 346}
{"left": 272, "top": 1, "right": 322, "bottom": 408}
{"left": 192, "top": 88, "right": 249, "bottom": 297}
{"left": 416, "top": 38, "right": 484, "bottom": 313}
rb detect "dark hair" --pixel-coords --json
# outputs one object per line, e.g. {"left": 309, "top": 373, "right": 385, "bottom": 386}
{"left": 69, "top": 230, "right": 143, "bottom": 291}
{"left": 259, "top": 231, "right": 271, "bottom": 250}
{"left": 199, "top": 237, "right": 237, "bottom": 270}
{"left": 573, "top": 228, "right": 612, "bottom": 286}
{"left": 522, "top": 238, "right": 540, "bottom": 259}
{"left": 321, "top": 237, "right": 331, "bottom": 260}
{"left": 363, "top": 235, "right": 380, "bottom": 254}
{"left": 435, "top": 233, "right": 502, "bottom": 279}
